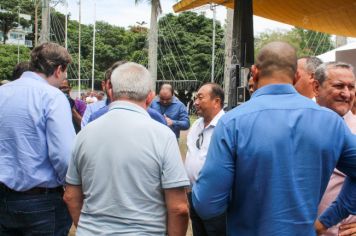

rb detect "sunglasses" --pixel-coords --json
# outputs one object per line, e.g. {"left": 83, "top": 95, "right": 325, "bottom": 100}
{"left": 196, "top": 132, "right": 204, "bottom": 149}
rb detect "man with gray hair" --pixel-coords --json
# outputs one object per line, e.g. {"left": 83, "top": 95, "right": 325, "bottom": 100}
{"left": 313, "top": 62, "right": 356, "bottom": 235}
{"left": 64, "top": 62, "right": 190, "bottom": 235}
{"left": 295, "top": 56, "right": 323, "bottom": 98}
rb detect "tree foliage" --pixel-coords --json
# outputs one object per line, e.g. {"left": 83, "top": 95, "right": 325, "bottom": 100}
{"left": 49, "top": 10, "right": 224, "bottom": 88}
{"left": 0, "top": 44, "right": 30, "bottom": 81}
{"left": 0, "top": 0, "right": 33, "bottom": 44}
{"left": 255, "top": 27, "right": 334, "bottom": 57}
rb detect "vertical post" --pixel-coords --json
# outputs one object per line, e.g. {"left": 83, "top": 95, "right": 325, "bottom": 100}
{"left": 228, "top": 0, "right": 254, "bottom": 109}
{"left": 211, "top": 4, "right": 216, "bottom": 83}
{"left": 65, "top": 0, "right": 68, "bottom": 49}
{"left": 40, "top": 0, "right": 50, "bottom": 44}
{"left": 223, "top": 8, "right": 233, "bottom": 107}
{"left": 91, "top": 0, "right": 96, "bottom": 91}
{"left": 34, "top": 0, "right": 38, "bottom": 47}
{"left": 148, "top": 0, "right": 159, "bottom": 92}
{"left": 78, "top": 0, "right": 81, "bottom": 95}
{"left": 17, "top": 8, "right": 20, "bottom": 63}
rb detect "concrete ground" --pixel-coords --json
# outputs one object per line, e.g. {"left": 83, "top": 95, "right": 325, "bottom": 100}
{"left": 69, "top": 129, "right": 193, "bottom": 236}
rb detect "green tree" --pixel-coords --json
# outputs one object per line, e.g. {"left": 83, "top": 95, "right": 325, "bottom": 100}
{"left": 255, "top": 27, "right": 334, "bottom": 57}
{"left": 157, "top": 12, "right": 225, "bottom": 85}
{"left": 0, "top": 44, "right": 30, "bottom": 80}
{"left": 0, "top": 0, "right": 32, "bottom": 44}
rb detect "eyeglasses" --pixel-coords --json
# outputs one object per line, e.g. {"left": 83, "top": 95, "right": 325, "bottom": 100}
{"left": 196, "top": 132, "right": 204, "bottom": 149}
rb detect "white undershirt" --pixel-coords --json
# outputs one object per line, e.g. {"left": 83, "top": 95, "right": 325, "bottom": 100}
{"left": 184, "top": 110, "right": 225, "bottom": 186}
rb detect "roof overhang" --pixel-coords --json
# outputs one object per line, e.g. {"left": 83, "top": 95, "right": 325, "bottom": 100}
{"left": 173, "top": 0, "right": 356, "bottom": 37}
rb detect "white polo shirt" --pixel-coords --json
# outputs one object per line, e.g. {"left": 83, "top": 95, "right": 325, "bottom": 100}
{"left": 185, "top": 110, "right": 225, "bottom": 186}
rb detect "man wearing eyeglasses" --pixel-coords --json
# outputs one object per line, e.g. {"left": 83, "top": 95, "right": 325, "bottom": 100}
{"left": 185, "top": 83, "right": 225, "bottom": 236}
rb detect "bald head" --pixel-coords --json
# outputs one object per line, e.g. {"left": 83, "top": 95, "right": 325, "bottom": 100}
{"left": 159, "top": 83, "right": 174, "bottom": 106}
{"left": 256, "top": 41, "right": 297, "bottom": 80}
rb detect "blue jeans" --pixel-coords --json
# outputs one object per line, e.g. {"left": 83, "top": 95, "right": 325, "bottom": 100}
{"left": 0, "top": 187, "right": 72, "bottom": 236}
{"left": 188, "top": 192, "right": 227, "bottom": 236}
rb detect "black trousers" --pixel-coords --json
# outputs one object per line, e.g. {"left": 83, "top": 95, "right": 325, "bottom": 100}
{"left": 187, "top": 192, "right": 227, "bottom": 236}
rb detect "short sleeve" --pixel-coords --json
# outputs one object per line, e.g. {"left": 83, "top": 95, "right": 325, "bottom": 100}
{"left": 66, "top": 136, "right": 82, "bottom": 185}
{"left": 161, "top": 132, "right": 190, "bottom": 189}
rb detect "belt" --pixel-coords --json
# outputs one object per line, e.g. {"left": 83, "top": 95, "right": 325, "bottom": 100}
{"left": 0, "top": 183, "right": 63, "bottom": 195}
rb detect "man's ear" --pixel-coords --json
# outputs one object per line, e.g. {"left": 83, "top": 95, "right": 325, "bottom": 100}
{"left": 145, "top": 91, "right": 155, "bottom": 107}
{"left": 251, "top": 65, "right": 258, "bottom": 83}
{"left": 54, "top": 65, "right": 62, "bottom": 78}
{"left": 293, "top": 70, "right": 301, "bottom": 85}
{"left": 107, "top": 81, "right": 113, "bottom": 101}
{"left": 313, "top": 80, "right": 321, "bottom": 97}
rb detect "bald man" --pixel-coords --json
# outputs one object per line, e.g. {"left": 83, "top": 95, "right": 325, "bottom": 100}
{"left": 150, "top": 83, "right": 190, "bottom": 139}
{"left": 192, "top": 42, "right": 356, "bottom": 235}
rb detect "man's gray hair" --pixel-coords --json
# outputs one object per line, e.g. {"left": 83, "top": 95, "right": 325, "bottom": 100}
{"left": 315, "top": 61, "right": 354, "bottom": 85}
{"left": 300, "top": 56, "right": 323, "bottom": 74}
{"left": 111, "top": 62, "right": 152, "bottom": 101}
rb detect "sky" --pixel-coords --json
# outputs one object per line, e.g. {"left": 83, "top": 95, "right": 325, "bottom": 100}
{"left": 55, "top": 0, "right": 294, "bottom": 35}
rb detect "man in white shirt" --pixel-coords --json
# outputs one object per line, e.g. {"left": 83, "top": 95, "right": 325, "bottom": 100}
{"left": 185, "top": 83, "right": 225, "bottom": 236}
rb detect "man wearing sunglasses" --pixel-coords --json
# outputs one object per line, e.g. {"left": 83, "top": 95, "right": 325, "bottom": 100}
{"left": 185, "top": 83, "right": 225, "bottom": 236}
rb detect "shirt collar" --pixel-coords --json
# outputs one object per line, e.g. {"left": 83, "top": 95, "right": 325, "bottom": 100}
{"left": 198, "top": 109, "right": 225, "bottom": 130}
{"left": 21, "top": 71, "right": 49, "bottom": 84}
{"left": 109, "top": 100, "right": 149, "bottom": 117}
{"left": 208, "top": 109, "right": 225, "bottom": 128}
{"left": 251, "top": 84, "right": 297, "bottom": 99}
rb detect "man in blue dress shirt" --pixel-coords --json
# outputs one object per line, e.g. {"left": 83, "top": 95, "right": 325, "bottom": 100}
{"left": 192, "top": 41, "right": 356, "bottom": 235}
{"left": 150, "top": 83, "right": 190, "bottom": 139}
{"left": 0, "top": 42, "right": 76, "bottom": 235}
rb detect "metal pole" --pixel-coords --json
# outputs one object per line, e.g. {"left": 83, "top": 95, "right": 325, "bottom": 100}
{"left": 211, "top": 4, "right": 216, "bottom": 83}
{"left": 78, "top": 0, "right": 81, "bottom": 95}
{"left": 65, "top": 0, "right": 68, "bottom": 49}
{"left": 17, "top": 8, "right": 20, "bottom": 63}
{"left": 34, "top": 0, "right": 38, "bottom": 47}
{"left": 91, "top": 0, "right": 96, "bottom": 91}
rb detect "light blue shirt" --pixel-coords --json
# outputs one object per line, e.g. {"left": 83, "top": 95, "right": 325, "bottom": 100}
{"left": 67, "top": 101, "right": 189, "bottom": 235}
{"left": 81, "top": 99, "right": 106, "bottom": 128}
{"left": 0, "top": 72, "right": 75, "bottom": 191}
{"left": 192, "top": 84, "right": 356, "bottom": 235}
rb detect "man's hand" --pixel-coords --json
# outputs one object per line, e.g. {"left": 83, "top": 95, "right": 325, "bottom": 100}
{"left": 339, "top": 222, "right": 356, "bottom": 236}
{"left": 314, "top": 219, "right": 328, "bottom": 235}
{"left": 164, "top": 115, "right": 173, "bottom": 127}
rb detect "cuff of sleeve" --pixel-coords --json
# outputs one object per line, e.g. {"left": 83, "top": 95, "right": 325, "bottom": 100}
{"left": 162, "top": 179, "right": 190, "bottom": 189}
{"left": 65, "top": 176, "right": 82, "bottom": 186}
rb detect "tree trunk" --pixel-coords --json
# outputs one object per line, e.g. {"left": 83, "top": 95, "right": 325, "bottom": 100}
{"left": 148, "top": 0, "right": 159, "bottom": 92}
{"left": 223, "top": 8, "right": 233, "bottom": 107}
{"left": 40, "top": 0, "right": 50, "bottom": 44}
